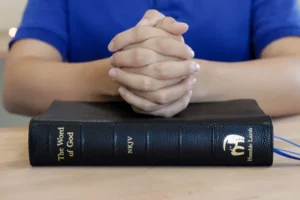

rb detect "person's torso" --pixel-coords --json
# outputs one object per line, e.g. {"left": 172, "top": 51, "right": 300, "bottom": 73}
{"left": 66, "top": 0, "right": 253, "bottom": 62}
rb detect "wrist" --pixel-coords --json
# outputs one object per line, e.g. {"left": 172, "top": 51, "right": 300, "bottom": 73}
{"left": 79, "top": 58, "right": 121, "bottom": 99}
{"left": 192, "top": 59, "right": 225, "bottom": 102}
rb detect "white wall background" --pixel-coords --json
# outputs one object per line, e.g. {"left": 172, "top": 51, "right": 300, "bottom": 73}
{"left": 0, "top": 0, "right": 27, "bottom": 31}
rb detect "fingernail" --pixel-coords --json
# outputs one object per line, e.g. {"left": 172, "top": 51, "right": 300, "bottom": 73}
{"left": 108, "top": 41, "right": 114, "bottom": 52}
{"left": 189, "top": 47, "right": 195, "bottom": 58}
{"left": 189, "top": 77, "right": 196, "bottom": 85}
{"left": 108, "top": 68, "right": 117, "bottom": 78}
{"left": 137, "top": 18, "right": 149, "bottom": 26}
{"left": 191, "top": 62, "right": 200, "bottom": 72}
{"left": 178, "top": 22, "right": 188, "bottom": 26}
{"left": 118, "top": 87, "right": 125, "bottom": 95}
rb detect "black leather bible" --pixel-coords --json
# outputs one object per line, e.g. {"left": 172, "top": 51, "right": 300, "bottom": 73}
{"left": 28, "top": 99, "right": 274, "bottom": 166}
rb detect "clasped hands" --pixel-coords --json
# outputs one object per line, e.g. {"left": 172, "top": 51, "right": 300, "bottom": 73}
{"left": 108, "top": 10, "right": 200, "bottom": 117}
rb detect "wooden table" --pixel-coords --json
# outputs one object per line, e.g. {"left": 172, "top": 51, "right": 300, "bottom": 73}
{"left": 1, "top": 116, "right": 300, "bottom": 200}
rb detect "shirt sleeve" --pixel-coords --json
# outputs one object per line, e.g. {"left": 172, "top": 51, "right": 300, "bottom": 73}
{"left": 252, "top": 0, "right": 300, "bottom": 58}
{"left": 9, "top": 0, "right": 68, "bottom": 61}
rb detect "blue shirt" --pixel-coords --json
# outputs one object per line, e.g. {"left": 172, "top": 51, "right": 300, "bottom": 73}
{"left": 10, "top": 0, "right": 300, "bottom": 63}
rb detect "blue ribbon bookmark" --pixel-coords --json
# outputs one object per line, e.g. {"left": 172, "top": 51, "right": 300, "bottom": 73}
{"left": 274, "top": 135, "right": 300, "bottom": 161}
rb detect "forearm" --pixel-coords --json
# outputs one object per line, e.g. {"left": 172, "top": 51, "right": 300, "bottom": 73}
{"left": 3, "top": 57, "right": 121, "bottom": 116}
{"left": 192, "top": 57, "right": 300, "bottom": 117}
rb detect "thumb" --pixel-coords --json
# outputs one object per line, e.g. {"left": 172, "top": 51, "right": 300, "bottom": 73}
{"left": 137, "top": 10, "right": 188, "bottom": 36}
{"left": 155, "top": 17, "right": 189, "bottom": 35}
{"left": 136, "top": 9, "right": 165, "bottom": 26}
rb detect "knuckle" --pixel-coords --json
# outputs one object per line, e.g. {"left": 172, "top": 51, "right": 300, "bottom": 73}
{"left": 152, "top": 63, "right": 167, "bottom": 79}
{"left": 163, "top": 111, "right": 174, "bottom": 118}
{"left": 164, "top": 17, "right": 176, "bottom": 24}
{"left": 143, "top": 104, "right": 156, "bottom": 112}
{"left": 157, "top": 37, "right": 171, "bottom": 52}
{"left": 156, "top": 91, "right": 168, "bottom": 104}
{"left": 123, "top": 44, "right": 134, "bottom": 51}
{"left": 122, "top": 67, "right": 134, "bottom": 73}
{"left": 132, "top": 49, "right": 145, "bottom": 65}
{"left": 141, "top": 104, "right": 149, "bottom": 112}
{"left": 141, "top": 78, "right": 153, "bottom": 91}
{"left": 134, "top": 26, "right": 144, "bottom": 41}
{"left": 146, "top": 9, "right": 160, "bottom": 17}
{"left": 142, "top": 105, "right": 150, "bottom": 112}
{"left": 159, "top": 72, "right": 169, "bottom": 80}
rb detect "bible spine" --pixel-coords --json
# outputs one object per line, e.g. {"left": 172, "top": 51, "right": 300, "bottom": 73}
{"left": 28, "top": 121, "right": 273, "bottom": 166}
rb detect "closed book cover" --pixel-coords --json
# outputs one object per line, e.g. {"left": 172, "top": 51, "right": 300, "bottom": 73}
{"left": 28, "top": 99, "right": 273, "bottom": 166}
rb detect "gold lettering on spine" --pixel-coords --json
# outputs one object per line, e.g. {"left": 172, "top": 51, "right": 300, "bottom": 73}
{"left": 247, "top": 128, "right": 253, "bottom": 162}
{"left": 67, "top": 132, "right": 74, "bottom": 157}
{"left": 67, "top": 132, "right": 74, "bottom": 148}
{"left": 57, "top": 127, "right": 64, "bottom": 146}
{"left": 67, "top": 149, "right": 74, "bottom": 157}
{"left": 56, "top": 128, "right": 75, "bottom": 161}
{"left": 58, "top": 148, "right": 64, "bottom": 161}
{"left": 127, "top": 136, "right": 134, "bottom": 154}
{"left": 57, "top": 127, "right": 65, "bottom": 161}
